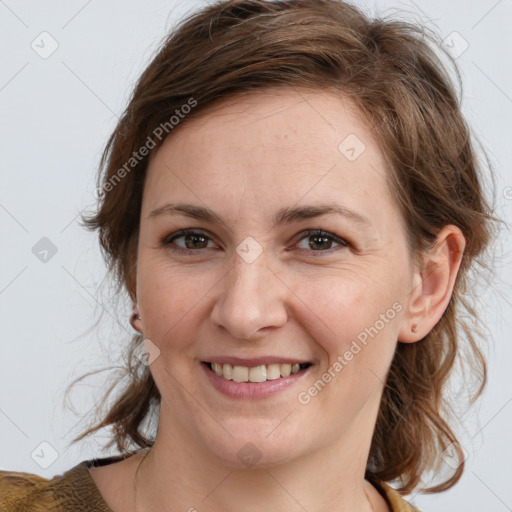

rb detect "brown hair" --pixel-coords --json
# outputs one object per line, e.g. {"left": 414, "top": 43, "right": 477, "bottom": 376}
{"left": 69, "top": 0, "right": 498, "bottom": 495}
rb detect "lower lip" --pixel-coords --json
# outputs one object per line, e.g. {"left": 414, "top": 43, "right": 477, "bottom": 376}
{"left": 201, "top": 362, "right": 311, "bottom": 400}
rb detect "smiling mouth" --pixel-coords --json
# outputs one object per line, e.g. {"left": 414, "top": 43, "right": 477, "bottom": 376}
{"left": 203, "top": 361, "right": 312, "bottom": 383}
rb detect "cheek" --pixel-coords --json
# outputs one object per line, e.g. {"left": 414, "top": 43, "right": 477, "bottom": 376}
{"left": 137, "top": 260, "right": 208, "bottom": 353}
{"left": 291, "top": 273, "right": 407, "bottom": 417}
{"left": 136, "top": 246, "right": 409, "bottom": 363}
{"left": 292, "top": 268, "right": 401, "bottom": 356}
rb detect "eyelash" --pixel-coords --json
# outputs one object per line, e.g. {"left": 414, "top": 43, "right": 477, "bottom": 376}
{"left": 162, "top": 229, "right": 349, "bottom": 256}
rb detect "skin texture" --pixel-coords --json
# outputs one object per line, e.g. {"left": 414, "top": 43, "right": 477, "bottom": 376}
{"left": 89, "top": 86, "right": 466, "bottom": 512}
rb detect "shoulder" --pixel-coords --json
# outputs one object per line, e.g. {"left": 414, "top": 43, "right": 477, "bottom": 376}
{"left": 372, "top": 479, "right": 423, "bottom": 512}
{"left": 0, "top": 460, "right": 113, "bottom": 512}
{"left": 0, "top": 469, "right": 55, "bottom": 511}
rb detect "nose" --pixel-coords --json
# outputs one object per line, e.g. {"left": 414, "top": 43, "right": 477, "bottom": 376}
{"left": 209, "top": 251, "right": 289, "bottom": 341}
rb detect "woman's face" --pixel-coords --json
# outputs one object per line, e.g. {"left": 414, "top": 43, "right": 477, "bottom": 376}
{"left": 135, "top": 87, "right": 417, "bottom": 467}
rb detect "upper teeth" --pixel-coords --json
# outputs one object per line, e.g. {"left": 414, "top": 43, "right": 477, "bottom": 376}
{"left": 210, "top": 363, "right": 304, "bottom": 382}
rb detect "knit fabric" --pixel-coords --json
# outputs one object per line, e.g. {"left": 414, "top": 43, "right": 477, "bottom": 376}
{"left": 0, "top": 455, "right": 420, "bottom": 511}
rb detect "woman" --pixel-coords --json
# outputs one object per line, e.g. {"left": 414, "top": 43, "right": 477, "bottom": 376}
{"left": 0, "top": 0, "right": 496, "bottom": 511}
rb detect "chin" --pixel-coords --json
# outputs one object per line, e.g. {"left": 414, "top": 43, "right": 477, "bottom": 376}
{"left": 199, "top": 421, "right": 306, "bottom": 470}
{"left": 211, "top": 443, "right": 298, "bottom": 470}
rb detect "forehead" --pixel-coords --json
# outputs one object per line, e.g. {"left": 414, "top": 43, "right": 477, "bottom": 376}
{"left": 163, "top": 87, "right": 376, "bottom": 164}
{"left": 142, "top": 87, "right": 399, "bottom": 230}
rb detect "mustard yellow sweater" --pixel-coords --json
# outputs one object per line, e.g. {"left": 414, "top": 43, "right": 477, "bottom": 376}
{"left": 0, "top": 455, "right": 420, "bottom": 511}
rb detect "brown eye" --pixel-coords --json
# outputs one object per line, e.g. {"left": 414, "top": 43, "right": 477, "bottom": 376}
{"left": 295, "top": 230, "right": 348, "bottom": 254}
{"left": 163, "top": 228, "right": 348, "bottom": 256}
{"left": 164, "top": 229, "right": 215, "bottom": 252}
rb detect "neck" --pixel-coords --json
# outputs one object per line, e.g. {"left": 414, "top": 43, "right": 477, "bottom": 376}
{"left": 133, "top": 404, "right": 379, "bottom": 512}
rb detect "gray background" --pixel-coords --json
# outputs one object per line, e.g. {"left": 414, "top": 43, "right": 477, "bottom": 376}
{"left": 0, "top": 1, "right": 511, "bottom": 510}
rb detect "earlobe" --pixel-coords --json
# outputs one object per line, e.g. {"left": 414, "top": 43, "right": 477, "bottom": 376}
{"left": 130, "top": 302, "right": 143, "bottom": 333}
{"left": 398, "top": 225, "right": 466, "bottom": 343}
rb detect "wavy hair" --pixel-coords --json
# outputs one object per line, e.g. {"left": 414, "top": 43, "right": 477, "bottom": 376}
{"left": 68, "top": 0, "right": 498, "bottom": 495}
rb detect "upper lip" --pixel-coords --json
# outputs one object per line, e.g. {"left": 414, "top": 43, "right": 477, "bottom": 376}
{"left": 202, "top": 356, "right": 312, "bottom": 367}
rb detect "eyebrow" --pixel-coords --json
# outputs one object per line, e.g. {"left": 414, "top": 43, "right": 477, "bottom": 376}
{"left": 148, "top": 202, "right": 371, "bottom": 228}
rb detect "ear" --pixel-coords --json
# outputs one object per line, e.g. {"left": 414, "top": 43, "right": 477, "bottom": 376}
{"left": 127, "top": 282, "right": 142, "bottom": 333}
{"left": 124, "top": 233, "right": 142, "bottom": 332}
{"left": 125, "top": 232, "right": 139, "bottom": 302}
{"left": 398, "top": 225, "right": 466, "bottom": 343}
{"left": 130, "top": 302, "right": 143, "bottom": 333}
